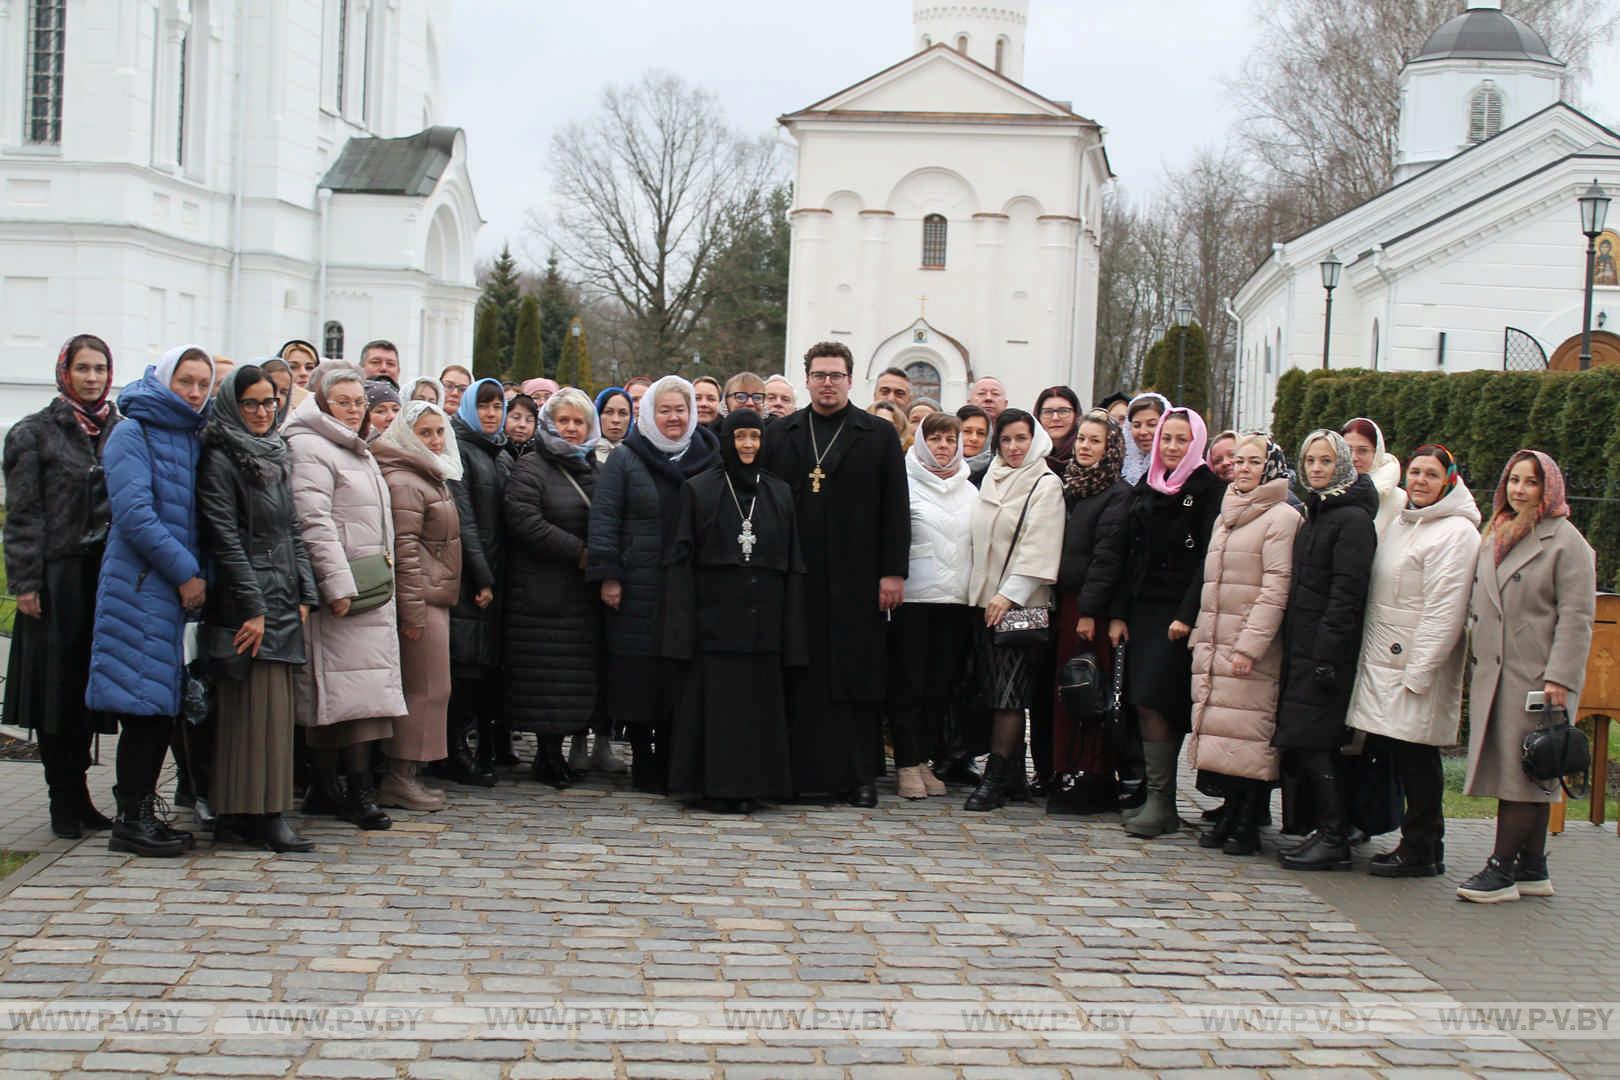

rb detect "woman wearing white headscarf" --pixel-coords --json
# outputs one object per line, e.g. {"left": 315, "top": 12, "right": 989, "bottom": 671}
{"left": 505, "top": 389, "right": 603, "bottom": 784}
{"left": 406, "top": 375, "right": 444, "bottom": 407}
{"left": 1340, "top": 418, "right": 1404, "bottom": 537}
{"left": 587, "top": 375, "right": 721, "bottom": 792}
{"left": 372, "top": 402, "right": 464, "bottom": 812}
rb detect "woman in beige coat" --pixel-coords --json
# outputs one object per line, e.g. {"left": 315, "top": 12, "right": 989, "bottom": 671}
{"left": 1346, "top": 446, "right": 1479, "bottom": 879}
{"left": 285, "top": 364, "right": 407, "bottom": 831}
{"left": 1458, "top": 450, "right": 1596, "bottom": 903}
{"left": 372, "top": 401, "right": 464, "bottom": 812}
{"left": 963, "top": 408, "right": 1064, "bottom": 812}
{"left": 1189, "top": 434, "right": 1300, "bottom": 856}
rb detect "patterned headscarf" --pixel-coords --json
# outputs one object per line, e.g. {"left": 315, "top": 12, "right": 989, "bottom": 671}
{"left": 1147, "top": 406, "right": 1209, "bottom": 496}
{"left": 1063, "top": 410, "right": 1125, "bottom": 500}
{"left": 1486, "top": 449, "right": 1570, "bottom": 565}
{"left": 538, "top": 387, "right": 601, "bottom": 460}
{"left": 1236, "top": 430, "right": 1291, "bottom": 486}
{"left": 55, "top": 333, "right": 114, "bottom": 437}
{"left": 1299, "top": 429, "right": 1357, "bottom": 497}
{"left": 376, "top": 400, "right": 463, "bottom": 483}
{"left": 1408, "top": 444, "right": 1460, "bottom": 503}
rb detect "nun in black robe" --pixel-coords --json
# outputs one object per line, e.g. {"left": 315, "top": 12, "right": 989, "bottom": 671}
{"left": 663, "top": 410, "right": 807, "bottom": 810}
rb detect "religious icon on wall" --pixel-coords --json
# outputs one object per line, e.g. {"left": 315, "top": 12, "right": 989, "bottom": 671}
{"left": 1597, "top": 230, "right": 1620, "bottom": 287}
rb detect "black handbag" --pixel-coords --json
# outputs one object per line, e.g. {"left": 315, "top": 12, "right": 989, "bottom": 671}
{"left": 990, "top": 476, "right": 1055, "bottom": 648}
{"left": 1047, "top": 649, "right": 1121, "bottom": 816}
{"left": 1522, "top": 708, "right": 1591, "bottom": 797}
{"left": 1059, "top": 654, "right": 1108, "bottom": 721}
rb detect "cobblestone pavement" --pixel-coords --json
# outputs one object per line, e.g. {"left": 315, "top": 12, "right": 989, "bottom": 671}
{"left": 0, "top": 746, "right": 1579, "bottom": 1080}
{"left": 1294, "top": 811, "right": 1620, "bottom": 1078}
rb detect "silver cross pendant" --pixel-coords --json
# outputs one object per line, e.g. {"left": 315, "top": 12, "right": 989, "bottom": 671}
{"left": 737, "top": 519, "right": 756, "bottom": 563}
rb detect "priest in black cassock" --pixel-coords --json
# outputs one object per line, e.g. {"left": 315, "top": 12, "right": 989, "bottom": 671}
{"left": 662, "top": 410, "right": 805, "bottom": 812}
{"left": 760, "top": 341, "right": 910, "bottom": 806}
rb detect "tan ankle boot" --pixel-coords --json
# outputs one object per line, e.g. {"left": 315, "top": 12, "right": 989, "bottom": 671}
{"left": 378, "top": 760, "right": 446, "bottom": 812}
{"left": 896, "top": 765, "right": 927, "bottom": 800}
{"left": 921, "top": 766, "right": 946, "bottom": 797}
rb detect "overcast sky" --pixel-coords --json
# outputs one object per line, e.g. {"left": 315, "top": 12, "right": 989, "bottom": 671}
{"left": 442, "top": 0, "right": 1620, "bottom": 267}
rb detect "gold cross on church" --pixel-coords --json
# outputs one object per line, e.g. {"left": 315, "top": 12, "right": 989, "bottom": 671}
{"left": 919, "top": 294, "right": 927, "bottom": 319}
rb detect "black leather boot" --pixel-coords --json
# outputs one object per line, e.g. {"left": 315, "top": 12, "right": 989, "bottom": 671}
{"left": 531, "top": 739, "right": 573, "bottom": 789}
{"left": 342, "top": 773, "right": 392, "bottom": 831}
{"left": 301, "top": 763, "right": 347, "bottom": 816}
{"left": 75, "top": 776, "right": 113, "bottom": 831}
{"left": 108, "top": 788, "right": 184, "bottom": 858}
{"left": 262, "top": 813, "right": 315, "bottom": 853}
{"left": 1222, "top": 782, "right": 1262, "bottom": 856}
{"left": 964, "top": 752, "right": 1011, "bottom": 812}
{"left": 49, "top": 790, "right": 82, "bottom": 839}
{"left": 1198, "top": 803, "right": 1235, "bottom": 849}
{"left": 1280, "top": 757, "right": 1350, "bottom": 871}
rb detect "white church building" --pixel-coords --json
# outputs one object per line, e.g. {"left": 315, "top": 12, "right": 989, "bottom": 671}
{"left": 779, "top": 1, "right": 1111, "bottom": 412}
{"left": 0, "top": 0, "right": 481, "bottom": 423}
{"left": 1233, "top": 0, "right": 1620, "bottom": 429}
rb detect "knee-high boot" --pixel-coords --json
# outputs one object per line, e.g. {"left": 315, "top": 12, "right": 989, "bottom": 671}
{"left": 1124, "top": 738, "right": 1182, "bottom": 838}
{"left": 1280, "top": 754, "right": 1350, "bottom": 871}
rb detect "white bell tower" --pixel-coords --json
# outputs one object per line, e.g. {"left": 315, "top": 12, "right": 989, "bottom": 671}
{"left": 1394, "top": 0, "right": 1564, "bottom": 182}
{"left": 913, "top": 2, "right": 1028, "bottom": 83}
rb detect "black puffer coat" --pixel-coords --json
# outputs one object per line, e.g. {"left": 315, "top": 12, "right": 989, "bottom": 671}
{"left": 197, "top": 446, "right": 320, "bottom": 665}
{"left": 586, "top": 424, "right": 719, "bottom": 658}
{"left": 2, "top": 398, "right": 120, "bottom": 595}
{"left": 448, "top": 416, "right": 511, "bottom": 672}
{"left": 1272, "top": 474, "right": 1379, "bottom": 750}
{"left": 1112, "top": 466, "right": 1226, "bottom": 626}
{"left": 504, "top": 440, "right": 599, "bottom": 735}
{"left": 1058, "top": 479, "right": 1131, "bottom": 618}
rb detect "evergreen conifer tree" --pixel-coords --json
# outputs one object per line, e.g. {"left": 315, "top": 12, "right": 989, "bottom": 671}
{"left": 511, "top": 295, "right": 543, "bottom": 383}
{"left": 482, "top": 244, "right": 523, "bottom": 373}
{"left": 537, "top": 255, "right": 574, "bottom": 380}
{"left": 472, "top": 302, "right": 503, "bottom": 380}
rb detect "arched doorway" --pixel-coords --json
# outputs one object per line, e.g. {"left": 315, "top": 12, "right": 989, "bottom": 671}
{"left": 1549, "top": 330, "right": 1620, "bottom": 371}
{"left": 905, "top": 359, "right": 942, "bottom": 403}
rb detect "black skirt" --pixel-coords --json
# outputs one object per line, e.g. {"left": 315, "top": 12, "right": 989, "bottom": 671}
{"left": 667, "top": 653, "right": 794, "bottom": 801}
{"left": 1124, "top": 602, "right": 1194, "bottom": 732}
{"left": 890, "top": 603, "right": 974, "bottom": 707}
{"left": 3, "top": 554, "right": 115, "bottom": 737}
{"left": 974, "top": 622, "right": 1039, "bottom": 712}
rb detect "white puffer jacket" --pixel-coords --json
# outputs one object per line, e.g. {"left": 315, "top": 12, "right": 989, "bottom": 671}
{"left": 904, "top": 451, "right": 977, "bottom": 604}
{"left": 1345, "top": 478, "right": 1481, "bottom": 746}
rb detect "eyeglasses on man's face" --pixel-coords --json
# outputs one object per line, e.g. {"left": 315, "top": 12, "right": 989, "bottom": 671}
{"left": 807, "top": 371, "right": 849, "bottom": 384}
{"left": 728, "top": 392, "right": 766, "bottom": 405}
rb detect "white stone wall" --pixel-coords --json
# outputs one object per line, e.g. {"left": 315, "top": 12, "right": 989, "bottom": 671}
{"left": 0, "top": 0, "right": 473, "bottom": 426}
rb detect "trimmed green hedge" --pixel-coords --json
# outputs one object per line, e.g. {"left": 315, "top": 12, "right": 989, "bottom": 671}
{"left": 1272, "top": 367, "right": 1620, "bottom": 588}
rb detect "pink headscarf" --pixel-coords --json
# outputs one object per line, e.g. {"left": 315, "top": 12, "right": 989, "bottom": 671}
{"left": 1146, "top": 406, "right": 1210, "bottom": 496}
{"left": 522, "top": 377, "right": 559, "bottom": 399}
{"left": 1487, "top": 449, "right": 1570, "bottom": 565}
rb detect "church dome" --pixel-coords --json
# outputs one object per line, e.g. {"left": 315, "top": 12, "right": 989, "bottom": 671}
{"left": 1413, "top": 6, "right": 1561, "bottom": 65}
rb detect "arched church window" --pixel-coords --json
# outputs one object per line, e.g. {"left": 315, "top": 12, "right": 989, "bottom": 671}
{"left": 995, "top": 37, "right": 1006, "bottom": 73}
{"left": 1468, "top": 84, "right": 1503, "bottom": 144}
{"left": 323, "top": 320, "right": 344, "bottom": 360}
{"left": 905, "top": 360, "right": 942, "bottom": 403}
{"left": 955, "top": 34, "right": 968, "bottom": 54}
{"left": 922, "top": 214, "right": 948, "bottom": 269}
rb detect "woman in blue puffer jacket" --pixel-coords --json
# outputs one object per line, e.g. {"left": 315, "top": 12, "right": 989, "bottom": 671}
{"left": 87, "top": 345, "right": 215, "bottom": 858}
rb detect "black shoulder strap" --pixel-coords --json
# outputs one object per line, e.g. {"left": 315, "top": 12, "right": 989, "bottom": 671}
{"left": 996, "top": 472, "right": 1054, "bottom": 587}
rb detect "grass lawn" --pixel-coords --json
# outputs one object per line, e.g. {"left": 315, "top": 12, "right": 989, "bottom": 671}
{"left": 1442, "top": 754, "right": 1620, "bottom": 821}
{"left": 0, "top": 851, "right": 31, "bottom": 880}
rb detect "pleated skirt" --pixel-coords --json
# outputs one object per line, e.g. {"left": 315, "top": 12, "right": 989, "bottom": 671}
{"left": 211, "top": 661, "right": 296, "bottom": 815}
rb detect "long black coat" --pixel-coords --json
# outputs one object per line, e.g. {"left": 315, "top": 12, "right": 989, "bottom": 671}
{"left": 449, "top": 417, "right": 510, "bottom": 672}
{"left": 1112, "top": 466, "right": 1225, "bottom": 626}
{"left": 1058, "top": 480, "right": 1132, "bottom": 619}
{"left": 587, "top": 425, "right": 719, "bottom": 658}
{"left": 503, "top": 441, "right": 599, "bottom": 735}
{"left": 760, "top": 404, "right": 910, "bottom": 704}
{"left": 2, "top": 399, "right": 121, "bottom": 735}
{"left": 196, "top": 445, "right": 320, "bottom": 665}
{"left": 1273, "top": 474, "right": 1379, "bottom": 750}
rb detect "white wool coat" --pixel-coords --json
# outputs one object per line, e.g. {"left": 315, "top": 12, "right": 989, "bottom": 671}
{"left": 904, "top": 452, "right": 977, "bottom": 605}
{"left": 968, "top": 428, "right": 1064, "bottom": 610}
{"left": 1345, "top": 480, "right": 1480, "bottom": 746}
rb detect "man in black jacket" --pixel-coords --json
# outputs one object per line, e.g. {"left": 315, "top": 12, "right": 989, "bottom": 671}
{"left": 761, "top": 342, "right": 910, "bottom": 806}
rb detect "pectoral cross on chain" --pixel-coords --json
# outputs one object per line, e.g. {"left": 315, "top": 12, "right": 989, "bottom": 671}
{"left": 737, "top": 519, "right": 757, "bottom": 563}
{"left": 809, "top": 465, "right": 826, "bottom": 493}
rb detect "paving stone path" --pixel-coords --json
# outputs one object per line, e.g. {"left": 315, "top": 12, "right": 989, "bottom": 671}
{"left": 0, "top": 751, "right": 1585, "bottom": 1079}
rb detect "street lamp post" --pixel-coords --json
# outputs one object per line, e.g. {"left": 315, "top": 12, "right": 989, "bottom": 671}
{"left": 1319, "top": 251, "right": 1342, "bottom": 371}
{"left": 1579, "top": 180, "right": 1612, "bottom": 371}
{"left": 1174, "top": 302, "right": 1193, "bottom": 403}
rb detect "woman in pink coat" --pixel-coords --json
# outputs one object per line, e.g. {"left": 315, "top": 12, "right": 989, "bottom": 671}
{"left": 285, "top": 364, "right": 407, "bottom": 831}
{"left": 1189, "top": 433, "right": 1301, "bottom": 856}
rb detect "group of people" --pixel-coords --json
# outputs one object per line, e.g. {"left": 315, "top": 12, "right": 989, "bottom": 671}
{"left": 4, "top": 332, "right": 1596, "bottom": 904}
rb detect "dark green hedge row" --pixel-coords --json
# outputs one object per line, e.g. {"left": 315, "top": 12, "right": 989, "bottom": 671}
{"left": 1272, "top": 367, "right": 1620, "bottom": 589}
